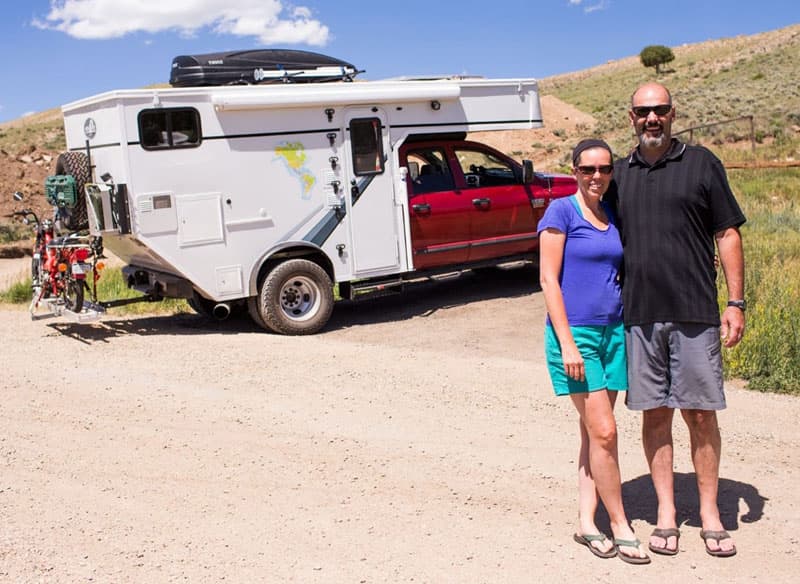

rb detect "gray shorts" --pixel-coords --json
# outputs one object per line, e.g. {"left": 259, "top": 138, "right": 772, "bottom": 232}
{"left": 625, "top": 322, "right": 726, "bottom": 411}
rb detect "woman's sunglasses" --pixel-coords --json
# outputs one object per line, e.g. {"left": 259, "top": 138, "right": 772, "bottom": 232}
{"left": 576, "top": 165, "right": 613, "bottom": 176}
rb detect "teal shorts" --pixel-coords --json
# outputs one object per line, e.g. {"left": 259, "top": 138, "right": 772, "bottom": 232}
{"left": 545, "top": 323, "right": 628, "bottom": 396}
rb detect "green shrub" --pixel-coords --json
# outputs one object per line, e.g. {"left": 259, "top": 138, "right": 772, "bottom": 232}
{"left": 0, "top": 223, "right": 30, "bottom": 244}
{"left": 722, "top": 168, "right": 800, "bottom": 393}
{"left": 0, "top": 265, "right": 190, "bottom": 316}
{"left": 0, "top": 279, "right": 33, "bottom": 304}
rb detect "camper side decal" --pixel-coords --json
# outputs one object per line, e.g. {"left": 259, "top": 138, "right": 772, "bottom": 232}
{"left": 302, "top": 174, "right": 377, "bottom": 247}
{"left": 274, "top": 142, "right": 315, "bottom": 200}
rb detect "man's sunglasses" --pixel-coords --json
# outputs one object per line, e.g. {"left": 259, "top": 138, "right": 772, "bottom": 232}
{"left": 576, "top": 165, "right": 613, "bottom": 176}
{"left": 632, "top": 104, "right": 672, "bottom": 118}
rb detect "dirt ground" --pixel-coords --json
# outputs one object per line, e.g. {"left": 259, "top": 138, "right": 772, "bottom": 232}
{"left": 1, "top": 258, "right": 798, "bottom": 583}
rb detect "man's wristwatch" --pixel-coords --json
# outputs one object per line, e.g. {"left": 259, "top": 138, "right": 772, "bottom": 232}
{"left": 727, "top": 299, "right": 747, "bottom": 312}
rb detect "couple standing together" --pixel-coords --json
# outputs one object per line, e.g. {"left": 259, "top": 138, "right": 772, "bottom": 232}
{"left": 539, "top": 82, "right": 746, "bottom": 564}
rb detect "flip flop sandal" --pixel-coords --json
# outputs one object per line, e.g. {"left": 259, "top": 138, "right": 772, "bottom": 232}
{"left": 573, "top": 533, "right": 617, "bottom": 558}
{"left": 649, "top": 527, "right": 680, "bottom": 555}
{"left": 614, "top": 538, "right": 652, "bottom": 565}
{"left": 700, "top": 529, "right": 737, "bottom": 557}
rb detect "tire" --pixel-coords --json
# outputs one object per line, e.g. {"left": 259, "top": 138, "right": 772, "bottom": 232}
{"left": 258, "top": 259, "right": 334, "bottom": 335}
{"left": 247, "top": 296, "right": 273, "bottom": 331}
{"left": 55, "top": 151, "right": 90, "bottom": 232}
{"left": 187, "top": 290, "right": 215, "bottom": 318}
{"left": 63, "top": 276, "right": 85, "bottom": 313}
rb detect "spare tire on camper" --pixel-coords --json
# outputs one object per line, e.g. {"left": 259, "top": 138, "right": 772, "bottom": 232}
{"left": 52, "top": 151, "right": 90, "bottom": 232}
{"left": 169, "top": 49, "right": 359, "bottom": 87}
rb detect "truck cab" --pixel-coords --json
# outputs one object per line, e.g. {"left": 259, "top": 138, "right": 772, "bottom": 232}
{"left": 401, "top": 135, "right": 576, "bottom": 270}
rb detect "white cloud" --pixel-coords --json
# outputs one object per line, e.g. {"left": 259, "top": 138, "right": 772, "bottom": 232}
{"left": 568, "top": 0, "right": 609, "bottom": 12}
{"left": 584, "top": 1, "right": 609, "bottom": 13}
{"left": 32, "top": 0, "right": 330, "bottom": 45}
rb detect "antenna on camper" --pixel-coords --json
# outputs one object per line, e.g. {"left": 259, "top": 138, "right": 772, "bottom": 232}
{"left": 252, "top": 66, "right": 362, "bottom": 84}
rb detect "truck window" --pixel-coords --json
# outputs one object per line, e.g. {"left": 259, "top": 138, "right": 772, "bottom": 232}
{"left": 455, "top": 148, "right": 516, "bottom": 187}
{"left": 138, "top": 108, "right": 201, "bottom": 150}
{"left": 407, "top": 148, "right": 454, "bottom": 194}
{"left": 350, "top": 118, "right": 385, "bottom": 175}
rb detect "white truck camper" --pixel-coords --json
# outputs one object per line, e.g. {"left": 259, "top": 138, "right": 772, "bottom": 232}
{"left": 62, "top": 74, "right": 558, "bottom": 334}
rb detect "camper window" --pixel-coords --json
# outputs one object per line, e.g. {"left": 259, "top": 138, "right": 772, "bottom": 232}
{"left": 138, "top": 107, "right": 201, "bottom": 150}
{"left": 350, "top": 117, "right": 384, "bottom": 176}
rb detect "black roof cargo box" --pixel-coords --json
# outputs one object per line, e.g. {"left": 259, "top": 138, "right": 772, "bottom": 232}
{"left": 169, "top": 49, "right": 359, "bottom": 87}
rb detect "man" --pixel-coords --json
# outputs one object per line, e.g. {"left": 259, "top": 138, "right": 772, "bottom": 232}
{"left": 608, "top": 82, "right": 746, "bottom": 558}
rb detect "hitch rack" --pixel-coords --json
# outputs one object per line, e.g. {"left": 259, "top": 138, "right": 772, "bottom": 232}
{"left": 30, "top": 294, "right": 161, "bottom": 323}
{"left": 32, "top": 297, "right": 104, "bottom": 323}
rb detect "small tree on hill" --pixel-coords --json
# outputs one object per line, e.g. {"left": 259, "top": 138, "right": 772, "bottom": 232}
{"left": 640, "top": 45, "right": 675, "bottom": 75}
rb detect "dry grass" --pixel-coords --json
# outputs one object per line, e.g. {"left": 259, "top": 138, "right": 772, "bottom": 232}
{"left": 538, "top": 23, "right": 800, "bottom": 166}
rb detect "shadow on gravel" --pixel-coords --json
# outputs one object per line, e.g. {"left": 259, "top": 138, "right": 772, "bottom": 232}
{"left": 46, "top": 264, "right": 541, "bottom": 341}
{"left": 47, "top": 311, "right": 263, "bottom": 343}
{"left": 595, "top": 471, "right": 767, "bottom": 534}
{"left": 325, "top": 264, "right": 540, "bottom": 332}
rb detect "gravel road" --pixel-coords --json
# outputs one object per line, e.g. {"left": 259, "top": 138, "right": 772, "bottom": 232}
{"left": 1, "top": 263, "right": 798, "bottom": 583}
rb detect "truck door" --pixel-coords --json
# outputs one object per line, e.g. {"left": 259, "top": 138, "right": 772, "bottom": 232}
{"left": 402, "top": 144, "right": 471, "bottom": 270}
{"left": 453, "top": 144, "right": 539, "bottom": 262}
{"left": 344, "top": 110, "right": 402, "bottom": 274}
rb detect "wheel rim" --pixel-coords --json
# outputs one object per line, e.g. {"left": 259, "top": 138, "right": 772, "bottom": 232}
{"left": 278, "top": 276, "right": 321, "bottom": 322}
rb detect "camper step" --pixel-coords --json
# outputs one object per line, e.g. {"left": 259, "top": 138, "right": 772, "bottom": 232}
{"left": 342, "top": 278, "right": 405, "bottom": 301}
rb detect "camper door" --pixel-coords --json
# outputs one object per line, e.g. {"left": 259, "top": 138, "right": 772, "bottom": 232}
{"left": 344, "top": 109, "right": 401, "bottom": 275}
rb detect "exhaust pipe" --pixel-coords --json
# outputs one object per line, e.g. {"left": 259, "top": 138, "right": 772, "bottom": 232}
{"left": 212, "top": 302, "right": 231, "bottom": 320}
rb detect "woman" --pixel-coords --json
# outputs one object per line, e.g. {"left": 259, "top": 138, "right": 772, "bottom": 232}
{"left": 537, "top": 139, "right": 649, "bottom": 564}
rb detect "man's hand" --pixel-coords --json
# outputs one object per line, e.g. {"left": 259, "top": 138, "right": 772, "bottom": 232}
{"left": 720, "top": 306, "right": 746, "bottom": 348}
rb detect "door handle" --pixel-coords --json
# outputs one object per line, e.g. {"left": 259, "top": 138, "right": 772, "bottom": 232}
{"left": 412, "top": 203, "right": 431, "bottom": 214}
{"left": 472, "top": 198, "right": 491, "bottom": 209}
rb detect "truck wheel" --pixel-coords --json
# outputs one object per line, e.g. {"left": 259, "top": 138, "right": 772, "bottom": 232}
{"left": 55, "top": 151, "right": 90, "bottom": 231}
{"left": 247, "top": 296, "right": 272, "bottom": 331}
{"left": 258, "top": 259, "right": 333, "bottom": 335}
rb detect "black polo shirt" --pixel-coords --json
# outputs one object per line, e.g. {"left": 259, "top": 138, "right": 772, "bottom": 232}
{"left": 607, "top": 139, "right": 745, "bottom": 326}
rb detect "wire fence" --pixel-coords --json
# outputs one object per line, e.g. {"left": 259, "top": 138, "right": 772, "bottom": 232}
{"left": 674, "top": 115, "right": 800, "bottom": 169}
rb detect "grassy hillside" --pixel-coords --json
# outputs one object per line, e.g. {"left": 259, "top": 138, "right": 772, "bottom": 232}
{"left": 539, "top": 23, "right": 800, "bottom": 166}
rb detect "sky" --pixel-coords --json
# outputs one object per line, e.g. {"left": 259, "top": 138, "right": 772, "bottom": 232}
{"left": 1, "top": 0, "right": 798, "bottom": 123}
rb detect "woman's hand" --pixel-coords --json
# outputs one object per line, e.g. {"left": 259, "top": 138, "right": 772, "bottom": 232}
{"left": 561, "top": 343, "right": 585, "bottom": 382}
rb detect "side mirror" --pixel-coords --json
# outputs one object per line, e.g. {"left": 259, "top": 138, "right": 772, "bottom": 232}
{"left": 522, "top": 160, "right": 534, "bottom": 184}
{"left": 13, "top": 191, "right": 24, "bottom": 202}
